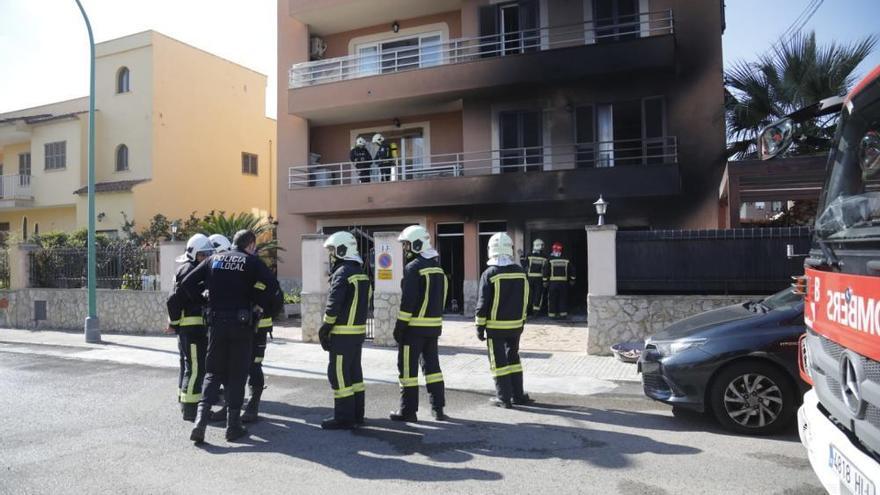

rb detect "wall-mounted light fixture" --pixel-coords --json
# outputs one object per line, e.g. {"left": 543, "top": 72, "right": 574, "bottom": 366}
{"left": 393, "top": 118, "right": 401, "bottom": 128}
{"left": 97, "top": 212, "right": 106, "bottom": 222}
{"left": 392, "top": 21, "right": 400, "bottom": 33}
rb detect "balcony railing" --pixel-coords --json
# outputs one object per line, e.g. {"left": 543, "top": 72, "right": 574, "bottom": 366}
{"left": 289, "top": 10, "right": 674, "bottom": 88}
{"left": 288, "top": 137, "right": 677, "bottom": 189}
{"left": 0, "top": 175, "right": 34, "bottom": 201}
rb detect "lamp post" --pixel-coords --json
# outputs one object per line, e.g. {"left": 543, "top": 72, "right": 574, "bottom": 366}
{"left": 594, "top": 195, "right": 609, "bottom": 226}
{"left": 76, "top": 0, "right": 100, "bottom": 343}
{"left": 170, "top": 220, "right": 179, "bottom": 242}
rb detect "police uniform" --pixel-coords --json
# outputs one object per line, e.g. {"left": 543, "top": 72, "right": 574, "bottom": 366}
{"left": 395, "top": 253, "right": 447, "bottom": 419}
{"left": 243, "top": 277, "right": 284, "bottom": 423}
{"left": 544, "top": 255, "right": 575, "bottom": 319}
{"left": 522, "top": 250, "right": 547, "bottom": 314}
{"left": 475, "top": 263, "right": 530, "bottom": 404}
{"left": 180, "top": 246, "right": 279, "bottom": 442}
{"left": 322, "top": 259, "right": 371, "bottom": 426}
{"left": 374, "top": 141, "right": 397, "bottom": 182}
{"left": 350, "top": 146, "right": 373, "bottom": 183}
{"left": 166, "top": 261, "right": 208, "bottom": 420}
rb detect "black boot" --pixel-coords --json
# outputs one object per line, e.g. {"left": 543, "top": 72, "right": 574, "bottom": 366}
{"left": 225, "top": 408, "right": 248, "bottom": 442}
{"left": 210, "top": 406, "right": 227, "bottom": 422}
{"left": 321, "top": 417, "right": 355, "bottom": 430}
{"left": 182, "top": 403, "right": 197, "bottom": 421}
{"left": 190, "top": 402, "right": 211, "bottom": 444}
{"left": 241, "top": 388, "right": 262, "bottom": 424}
{"left": 489, "top": 397, "right": 513, "bottom": 409}
{"left": 512, "top": 394, "right": 535, "bottom": 405}
{"left": 431, "top": 408, "right": 448, "bottom": 421}
{"left": 389, "top": 410, "right": 418, "bottom": 422}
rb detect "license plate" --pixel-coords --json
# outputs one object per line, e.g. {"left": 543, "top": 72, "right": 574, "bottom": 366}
{"left": 829, "top": 444, "right": 876, "bottom": 495}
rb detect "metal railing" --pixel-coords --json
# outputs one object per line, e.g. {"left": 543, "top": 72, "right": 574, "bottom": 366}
{"left": 289, "top": 137, "right": 677, "bottom": 189}
{"left": 29, "top": 246, "right": 160, "bottom": 290}
{"left": 290, "top": 10, "right": 674, "bottom": 88}
{"left": 0, "top": 175, "right": 33, "bottom": 201}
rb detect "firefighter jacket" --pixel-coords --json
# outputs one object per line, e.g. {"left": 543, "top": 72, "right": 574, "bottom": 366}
{"left": 521, "top": 251, "right": 547, "bottom": 279}
{"left": 475, "top": 264, "right": 529, "bottom": 336}
{"left": 323, "top": 260, "right": 372, "bottom": 335}
{"left": 543, "top": 256, "right": 575, "bottom": 285}
{"left": 374, "top": 142, "right": 397, "bottom": 163}
{"left": 350, "top": 146, "right": 373, "bottom": 164}
{"left": 179, "top": 248, "right": 278, "bottom": 316}
{"left": 167, "top": 261, "right": 207, "bottom": 331}
{"left": 396, "top": 255, "right": 447, "bottom": 337}
{"left": 254, "top": 275, "right": 284, "bottom": 331}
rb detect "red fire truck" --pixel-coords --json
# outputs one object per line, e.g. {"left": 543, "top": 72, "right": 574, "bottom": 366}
{"left": 760, "top": 65, "right": 880, "bottom": 494}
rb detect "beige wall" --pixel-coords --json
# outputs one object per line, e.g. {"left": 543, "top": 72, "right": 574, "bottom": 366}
{"left": 1, "top": 141, "right": 30, "bottom": 175}
{"left": 29, "top": 119, "right": 82, "bottom": 209}
{"left": 321, "top": 11, "right": 463, "bottom": 59}
{"left": 0, "top": 206, "right": 77, "bottom": 240}
{"left": 75, "top": 191, "right": 135, "bottom": 233}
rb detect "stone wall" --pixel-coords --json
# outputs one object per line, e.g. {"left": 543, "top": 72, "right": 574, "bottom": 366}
{"left": 2, "top": 288, "right": 168, "bottom": 334}
{"left": 300, "top": 291, "right": 326, "bottom": 343}
{"left": 586, "top": 294, "right": 762, "bottom": 355}
{"left": 372, "top": 292, "right": 401, "bottom": 347}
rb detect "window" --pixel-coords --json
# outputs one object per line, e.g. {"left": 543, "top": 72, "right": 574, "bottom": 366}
{"left": 594, "top": 0, "right": 640, "bottom": 42}
{"left": 498, "top": 110, "right": 542, "bottom": 172}
{"left": 242, "top": 152, "right": 258, "bottom": 175}
{"left": 22, "top": 217, "right": 27, "bottom": 241}
{"left": 33, "top": 223, "right": 39, "bottom": 236}
{"left": 117, "top": 67, "right": 130, "bottom": 93}
{"left": 355, "top": 32, "right": 444, "bottom": 77}
{"left": 575, "top": 105, "right": 596, "bottom": 167}
{"left": 18, "top": 153, "right": 31, "bottom": 186}
{"left": 44, "top": 141, "right": 66, "bottom": 170}
{"left": 478, "top": 1, "right": 540, "bottom": 57}
{"left": 115, "top": 144, "right": 129, "bottom": 171}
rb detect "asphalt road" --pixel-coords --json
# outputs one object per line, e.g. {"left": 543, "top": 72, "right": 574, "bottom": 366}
{"left": 0, "top": 349, "right": 823, "bottom": 495}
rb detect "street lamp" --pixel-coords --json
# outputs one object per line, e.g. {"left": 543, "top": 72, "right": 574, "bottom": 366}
{"left": 594, "top": 195, "right": 609, "bottom": 226}
{"left": 171, "top": 220, "right": 179, "bottom": 242}
{"left": 75, "top": 0, "right": 100, "bottom": 343}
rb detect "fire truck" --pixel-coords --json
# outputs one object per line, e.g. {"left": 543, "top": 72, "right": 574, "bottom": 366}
{"left": 759, "top": 65, "right": 880, "bottom": 494}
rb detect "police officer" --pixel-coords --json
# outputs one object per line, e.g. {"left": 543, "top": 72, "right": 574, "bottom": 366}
{"left": 391, "top": 225, "right": 447, "bottom": 422}
{"left": 206, "top": 234, "right": 231, "bottom": 422}
{"left": 543, "top": 242, "right": 575, "bottom": 319}
{"left": 350, "top": 136, "right": 373, "bottom": 183}
{"left": 521, "top": 238, "right": 547, "bottom": 316}
{"left": 318, "top": 231, "right": 371, "bottom": 430}
{"left": 166, "top": 234, "right": 214, "bottom": 421}
{"left": 372, "top": 133, "right": 397, "bottom": 182}
{"left": 476, "top": 233, "right": 534, "bottom": 408}
{"left": 182, "top": 230, "right": 280, "bottom": 444}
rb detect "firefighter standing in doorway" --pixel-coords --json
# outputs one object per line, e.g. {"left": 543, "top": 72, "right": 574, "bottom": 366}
{"left": 391, "top": 225, "right": 448, "bottom": 422}
{"left": 476, "top": 233, "right": 534, "bottom": 408}
{"left": 543, "top": 242, "right": 575, "bottom": 319}
{"left": 521, "top": 238, "right": 547, "bottom": 316}
{"left": 318, "top": 231, "right": 371, "bottom": 430}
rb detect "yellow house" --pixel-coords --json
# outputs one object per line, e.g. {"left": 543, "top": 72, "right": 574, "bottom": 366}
{"left": 0, "top": 30, "right": 276, "bottom": 240}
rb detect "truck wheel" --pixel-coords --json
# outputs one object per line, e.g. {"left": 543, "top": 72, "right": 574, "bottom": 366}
{"left": 709, "top": 361, "right": 795, "bottom": 435}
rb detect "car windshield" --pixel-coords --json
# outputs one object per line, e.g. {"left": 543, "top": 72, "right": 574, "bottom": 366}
{"left": 815, "top": 93, "right": 880, "bottom": 239}
{"left": 759, "top": 287, "right": 801, "bottom": 311}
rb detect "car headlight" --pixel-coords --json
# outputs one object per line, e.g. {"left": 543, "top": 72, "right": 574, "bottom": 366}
{"left": 653, "top": 338, "right": 707, "bottom": 357}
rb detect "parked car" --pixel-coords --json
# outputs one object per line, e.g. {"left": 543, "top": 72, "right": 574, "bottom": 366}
{"left": 639, "top": 287, "right": 808, "bottom": 435}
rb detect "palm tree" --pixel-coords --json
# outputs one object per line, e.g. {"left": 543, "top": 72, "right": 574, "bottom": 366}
{"left": 726, "top": 31, "right": 876, "bottom": 158}
{"left": 199, "top": 211, "right": 282, "bottom": 262}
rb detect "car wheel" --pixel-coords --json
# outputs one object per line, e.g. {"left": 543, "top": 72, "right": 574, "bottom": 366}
{"left": 709, "top": 361, "right": 795, "bottom": 435}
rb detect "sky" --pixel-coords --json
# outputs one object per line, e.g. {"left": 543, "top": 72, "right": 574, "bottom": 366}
{"left": 0, "top": 0, "right": 879, "bottom": 119}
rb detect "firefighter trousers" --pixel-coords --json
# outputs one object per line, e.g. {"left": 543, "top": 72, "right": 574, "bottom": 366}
{"left": 248, "top": 329, "right": 269, "bottom": 391}
{"left": 547, "top": 282, "right": 569, "bottom": 318}
{"left": 327, "top": 334, "right": 365, "bottom": 424}
{"left": 177, "top": 327, "right": 207, "bottom": 404}
{"left": 527, "top": 277, "right": 545, "bottom": 313}
{"left": 486, "top": 331, "right": 525, "bottom": 402}
{"left": 200, "top": 322, "right": 253, "bottom": 411}
{"left": 397, "top": 333, "right": 445, "bottom": 414}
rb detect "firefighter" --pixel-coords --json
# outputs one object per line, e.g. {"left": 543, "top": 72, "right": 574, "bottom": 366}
{"left": 318, "top": 231, "right": 371, "bottom": 430}
{"left": 372, "top": 133, "right": 398, "bottom": 182}
{"left": 476, "top": 232, "right": 534, "bottom": 408}
{"left": 543, "top": 242, "right": 575, "bottom": 319}
{"left": 391, "top": 225, "right": 448, "bottom": 422}
{"left": 166, "top": 234, "right": 214, "bottom": 421}
{"left": 521, "top": 238, "right": 547, "bottom": 316}
{"left": 350, "top": 136, "right": 373, "bottom": 183}
{"left": 182, "top": 230, "right": 281, "bottom": 444}
{"left": 243, "top": 270, "right": 284, "bottom": 424}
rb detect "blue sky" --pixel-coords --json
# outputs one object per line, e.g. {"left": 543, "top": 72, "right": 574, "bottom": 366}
{"left": 0, "top": 0, "right": 878, "bottom": 118}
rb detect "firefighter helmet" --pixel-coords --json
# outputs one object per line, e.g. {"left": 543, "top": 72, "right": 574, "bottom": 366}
{"left": 355, "top": 136, "right": 367, "bottom": 147}
{"left": 372, "top": 133, "right": 385, "bottom": 145}
{"left": 532, "top": 238, "right": 544, "bottom": 252}
{"left": 323, "top": 231, "right": 360, "bottom": 262}
{"left": 176, "top": 233, "right": 213, "bottom": 263}
{"left": 488, "top": 232, "right": 514, "bottom": 261}
{"left": 208, "top": 234, "right": 231, "bottom": 253}
{"left": 398, "top": 225, "right": 432, "bottom": 253}
{"left": 551, "top": 242, "right": 563, "bottom": 256}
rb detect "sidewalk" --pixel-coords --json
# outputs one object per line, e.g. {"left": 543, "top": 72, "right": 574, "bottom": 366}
{"left": 0, "top": 322, "right": 639, "bottom": 396}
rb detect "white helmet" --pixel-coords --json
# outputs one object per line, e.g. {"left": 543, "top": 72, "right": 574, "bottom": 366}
{"left": 488, "top": 232, "right": 514, "bottom": 261}
{"left": 176, "top": 233, "right": 213, "bottom": 263}
{"left": 323, "top": 231, "right": 361, "bottom": 263}
{"left": 398, "top": 225, "right": 431, "bottom": 253}
{"left": 355, "top": 136, "right": 367, "bottom": 147}
{"left": 372, "top": 133, "right": 384, "bottom": 144}
{"left": 532, "top": 239, "right": 544, "bottom": 252}
{"left": 208, "top": 234, "right": 231, "bottom": 253}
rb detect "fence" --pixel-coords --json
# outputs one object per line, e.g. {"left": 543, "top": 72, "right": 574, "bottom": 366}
{"left": 615, "top": 227, "right": 812, "bottom": 295}
{"left": 0, "top": 249, "right": 8, "bottom": 289}
{"left": 29, "top": 246, "right": 160, "bottom": 290}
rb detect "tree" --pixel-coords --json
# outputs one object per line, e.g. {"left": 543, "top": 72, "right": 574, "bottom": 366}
{"left": 198, "top": 211, "right": 282, "bottom": 262}
{"left": 725, "top": 31, "right": 876, "bottom": 159}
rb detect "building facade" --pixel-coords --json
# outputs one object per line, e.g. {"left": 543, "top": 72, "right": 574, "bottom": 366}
{"left": 277, "top": 0, "right": 726, "bottom": 312}
{"left": 0, "top": 31, "right": 276, "bottom": 240}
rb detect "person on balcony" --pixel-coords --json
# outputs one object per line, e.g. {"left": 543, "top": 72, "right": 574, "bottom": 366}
{"left": 543, "top": 242, "right": 575, "bottom": 320}
{"left": 350, "top": 136, "right": 373, "bottom": 183}
{"left": 372, "top": 133, "right": 397, "bottom": 182}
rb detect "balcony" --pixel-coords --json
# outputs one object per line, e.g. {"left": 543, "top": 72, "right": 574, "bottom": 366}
{"left": 286, "top": 138, "right": 680, "bottom": 215}
{"left": 0, "top": 175, "right": 34, "bottom": 208}
{"left": 287, "top": 11, "right": 675, "bottom": 123}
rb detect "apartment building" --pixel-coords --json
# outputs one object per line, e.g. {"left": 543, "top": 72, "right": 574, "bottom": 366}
{"left": 277, "top": 0, "right": 725, "bottom": 311}
{"left": 0, "top": 31, "right": 276, "bottom": 240}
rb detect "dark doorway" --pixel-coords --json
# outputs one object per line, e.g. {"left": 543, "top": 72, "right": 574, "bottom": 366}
{"left": 595, "top": 0, "right": 640, "bottom": 42}
{"left": 527, "top": 228, "right": 587, "bottom": 315}
{"left": 499, "top": 110, "right": 542, "bottom": 172}
{"left": 436, "top": 223, "right": 465, "bottom": 314}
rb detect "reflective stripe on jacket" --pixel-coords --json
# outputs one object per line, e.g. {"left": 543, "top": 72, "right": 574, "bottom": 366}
{"left": 324, "top": 260, "right": 372, "bottom": 335}
{"left": 475, "top": 264, "right": 529, "bottom": 332}
{"left": 397, "top": 255, "right": 447, "bottom": 335}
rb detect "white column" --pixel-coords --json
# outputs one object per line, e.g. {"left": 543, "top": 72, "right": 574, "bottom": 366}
{"left": 9, "top": 243, "right": 38, "bottom": 290}
{"left": 158, "top": 241, "right": 184, "bottom": 293}
{"left": 586, "top": 224, "right": 617, "bottom": 296}
{"left": 371, "top": 231, "right": 404, "bottom": 346}
{"left": 300, "top": 234, "right": 329, "bottom": 343}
